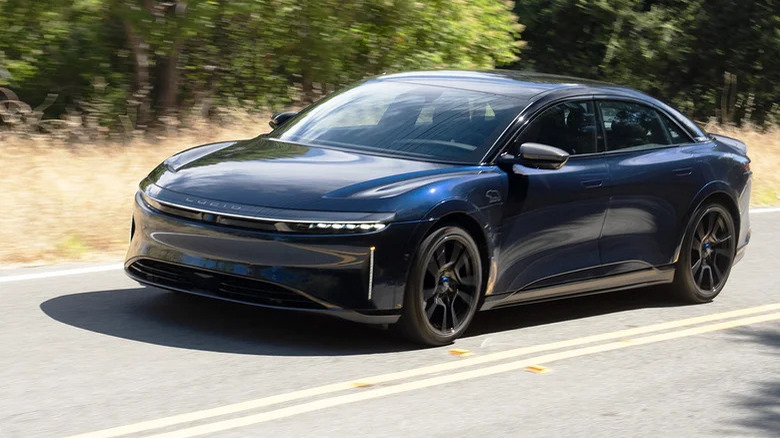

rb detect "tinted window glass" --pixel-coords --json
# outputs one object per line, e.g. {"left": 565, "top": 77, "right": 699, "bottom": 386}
{"left": 514, "top": 101, "right": 598, "bottom": 155}
{"left": 598, "top": 101, "right": 689, "bottom": 151}
{"left": 659, "top": 113, "right": 691, "bottom": 144}
{"left": 272, "top": 80, "right": 525, "bottom": 164}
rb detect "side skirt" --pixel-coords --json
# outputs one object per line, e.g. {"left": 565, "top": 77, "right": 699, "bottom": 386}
{"left": 480, "top": 266, "right": 675, "bottom": 311}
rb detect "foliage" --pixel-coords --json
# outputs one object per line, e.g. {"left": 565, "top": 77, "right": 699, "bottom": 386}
{"left": 0, "top": 0, "right": 520, "bottom": 131}
{"left": 0, "top": 0, "right": 778, "bottom": 131}
{"left": 512, "top": 0, "right": 780, "bottom": 126}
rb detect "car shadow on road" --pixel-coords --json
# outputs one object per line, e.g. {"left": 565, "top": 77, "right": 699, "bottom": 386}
{"left": 719, "top": 326, "right": 780, "bottom": 436}
{"left": 465, "top": 285, "right": 682, "bottom": 337}
{"left": 40, "top": 285, "right": 683, "bottom": 356}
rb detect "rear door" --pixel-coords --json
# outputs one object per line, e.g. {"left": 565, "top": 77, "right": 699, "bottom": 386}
{"left": 596, "top": 99, "right": 704, "bottom": 268}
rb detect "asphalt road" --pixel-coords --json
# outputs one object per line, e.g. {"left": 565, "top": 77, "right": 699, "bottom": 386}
{"left": 1, "top": 211, "right": 778, "bottom": 438}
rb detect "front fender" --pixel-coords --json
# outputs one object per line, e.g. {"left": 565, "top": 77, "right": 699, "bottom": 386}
{"left": 400, "top": 198, "right": 492, "bottom": 260}
{"left": 382, "top": 168, "right": 508, "bottom": 305}
{"left": 403, "top": 195, "right": 506, "bottom": 298}
{"left": 411, "top": 169, "right": 506, "bottom": 250}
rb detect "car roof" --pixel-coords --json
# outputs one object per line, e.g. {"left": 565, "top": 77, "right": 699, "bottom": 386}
{"left": 376, "top": 69, "right": 645, "bottom": 102}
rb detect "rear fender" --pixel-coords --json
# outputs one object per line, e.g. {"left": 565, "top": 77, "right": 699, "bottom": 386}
{"left": 672, "top": 181, "right": 740, "bottom": 263}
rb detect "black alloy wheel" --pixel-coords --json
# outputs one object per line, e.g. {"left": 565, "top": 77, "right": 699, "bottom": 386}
{"left": 674, "top": 203, "right": 736, "bottom": 303}
{"left": 398, "top": 226, "right": 482, "bottom": 346}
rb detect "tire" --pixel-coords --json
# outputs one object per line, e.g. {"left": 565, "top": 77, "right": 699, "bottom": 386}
{"left": 672, "top": 202, "right": 736, "bottom": 303}
{"left": 397, "top": 225, "right": 483, "bottom": 346}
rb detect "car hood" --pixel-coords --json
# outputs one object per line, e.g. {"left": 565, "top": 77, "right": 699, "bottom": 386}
{"left": 148, "top": 136, "right": 459, "bottom": 211}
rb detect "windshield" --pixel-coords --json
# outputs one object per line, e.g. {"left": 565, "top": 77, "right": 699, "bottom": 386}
{"left": 270, "top": 80, "right": 525, "bottom": 164}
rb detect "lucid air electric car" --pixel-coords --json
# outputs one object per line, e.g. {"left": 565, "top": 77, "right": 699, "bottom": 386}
{"left": 126, "top": 70, "right": 751, "bottom": 345}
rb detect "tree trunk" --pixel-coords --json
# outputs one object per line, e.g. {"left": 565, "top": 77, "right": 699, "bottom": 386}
{"left": 721, "top": 72, "right": 737, "bottom": 125}
{"left": 123, "top": 20, "right": 151, "bottom": 127}
{"left": 159, "top": 1, "right": 187, "bottom": 116}
{"left": 299, "top": 5, "right": 317, "bottom": 104}
{"left": 159, "top": 41, "right": 182, "bottom": 116}
{"left": 301, "top": 67, "right": 315, "bottom": 103}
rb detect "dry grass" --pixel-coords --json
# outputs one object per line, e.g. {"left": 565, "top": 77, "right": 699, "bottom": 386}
{"left": 0, "top": 124, "right": 777, "bottom": 266}
{"left": 0, "top": 119, "right": 266, "bottom": 267}
{"left": 706, "top": 124, "right": 780, "bottom": 206}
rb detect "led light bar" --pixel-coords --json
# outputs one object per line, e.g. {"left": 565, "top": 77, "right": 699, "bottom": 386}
{"left": 307, "top": 223, "right": 386, "bottom": 232}
{"left": 139, "top": 191, "right": 389, "bottom": 234}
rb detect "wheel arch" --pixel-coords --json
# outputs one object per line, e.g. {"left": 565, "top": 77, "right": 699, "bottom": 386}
{"left": 673, "top": 183, "right": 740, "bottom": 263}
{"left": 433, "top": 212, "right": 490, "bottom": 271}
{"left": 406, "top": 200, "right": 498, "bottom": 306}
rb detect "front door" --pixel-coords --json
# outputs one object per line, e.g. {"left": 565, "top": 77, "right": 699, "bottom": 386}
{"left": 494, "top": 100, "right": 610, "bottom": 293}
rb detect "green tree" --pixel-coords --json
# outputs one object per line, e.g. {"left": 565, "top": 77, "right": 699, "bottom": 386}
{"left": 2, "top": 0, "right": 522, "bottom": 130}
{"left": 0, "top": 0, "right": 130, "bottom": 128}
{"left": 512, "top": 0, "right": 780, "bottom": 126}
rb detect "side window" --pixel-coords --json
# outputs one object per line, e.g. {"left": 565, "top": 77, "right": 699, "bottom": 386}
{"left": 513, "top": 101, "right": 598, "bottom": 155}
{"left": 659, "top": 113, "right": 692, "bottom": 144}
{"left": 597, "top": 100, "right": 690, "bottom": 151}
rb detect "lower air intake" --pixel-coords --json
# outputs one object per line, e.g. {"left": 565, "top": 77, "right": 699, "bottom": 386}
{"left": 128, "top": 259, "right": 324, "bottom": 309}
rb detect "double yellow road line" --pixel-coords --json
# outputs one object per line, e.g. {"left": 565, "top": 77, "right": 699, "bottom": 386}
{"left": 68, "top": 303, "right": 780, "bottom": 438}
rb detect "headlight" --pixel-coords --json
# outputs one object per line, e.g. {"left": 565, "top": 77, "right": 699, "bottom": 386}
{"left": 276, "top": 222, "right": 387, "bottom": 233}
{"left": 312, "top": 222, "right": 386, "bottom": 231}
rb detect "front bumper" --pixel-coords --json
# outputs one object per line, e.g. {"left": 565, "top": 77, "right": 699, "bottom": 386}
{"left": 126, "top": 192, "right": 423, "bottom": 324}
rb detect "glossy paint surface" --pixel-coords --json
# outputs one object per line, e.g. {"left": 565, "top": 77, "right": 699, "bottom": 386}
{"left": 126, "top": 70, "right": 751, "bottom": 322}
{"left": 154, "top": 137, "right": 453, "bottom": 211}
{"left": 496, "top": 154, "right": 610, "bottom": 291}
{"left": 599, "top": 144, "right": 704, "bottom": 266}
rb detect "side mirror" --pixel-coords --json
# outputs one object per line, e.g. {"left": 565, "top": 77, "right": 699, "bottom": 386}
{"left": 269, "top": 111, "right": 298, "bottom": 129}
{"left": 516, "top": 142, "right": 570, "bottom": 170}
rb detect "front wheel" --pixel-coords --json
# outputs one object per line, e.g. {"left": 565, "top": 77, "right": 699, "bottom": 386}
{"left": 673, "top": 203, "right": 736, "bottom": 303}
{"left": 397, "top": 226, "right": 483, "bottom": 346}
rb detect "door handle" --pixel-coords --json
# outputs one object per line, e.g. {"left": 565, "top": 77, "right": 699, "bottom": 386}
{"left": 673, "top": 167, "right": 693, "bottom": 176}
{"left": 581, "top": 179, "right": 603, "bottom": 188}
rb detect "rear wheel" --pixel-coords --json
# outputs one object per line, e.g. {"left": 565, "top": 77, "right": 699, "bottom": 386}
{"left": 397, "top": 226, "right": 482, "bottom": 346}
{"left": 673, "top": 203, "right": 736, "bottom": 303}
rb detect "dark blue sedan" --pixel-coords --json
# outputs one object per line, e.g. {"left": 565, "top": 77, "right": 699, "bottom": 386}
{"left": 126, "top": 70, "right": 752, "bottom": 345}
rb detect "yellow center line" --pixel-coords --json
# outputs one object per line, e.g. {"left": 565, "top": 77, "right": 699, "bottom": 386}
{"left": 148, "top": 312, "right": 780, "bottom": 438}
{"left": 64, "top": 303, "right": 780, "bottom": 438}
